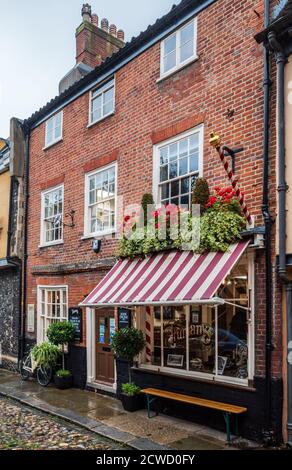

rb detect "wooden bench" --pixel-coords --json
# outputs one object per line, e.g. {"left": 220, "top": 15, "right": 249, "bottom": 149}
{"left": 141, "top": 388, "right": 247, "bottom": 443}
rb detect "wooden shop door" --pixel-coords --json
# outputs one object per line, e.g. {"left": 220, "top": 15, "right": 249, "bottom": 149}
{"left": 95, "top": 310, "right": 115, "bottom": 385}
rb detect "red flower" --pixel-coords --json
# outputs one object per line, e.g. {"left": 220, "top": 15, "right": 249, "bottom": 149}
{"left": 155, "top": 223, "right": 160, "bottom": 229}
{"left": 124, "top": 215, "right": 131, "bottom": 222}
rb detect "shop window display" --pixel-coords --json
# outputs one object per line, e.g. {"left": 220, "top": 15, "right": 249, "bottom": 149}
{"left": 141, "top": 256, "right": 251, "bottom": 383}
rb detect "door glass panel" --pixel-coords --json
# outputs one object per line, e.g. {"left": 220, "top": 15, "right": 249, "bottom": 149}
{"left": 99, "top": 317, "right": 105, "bottom": 344}
{"left": 109, "top": 317, "right": 115, "bottom": 344}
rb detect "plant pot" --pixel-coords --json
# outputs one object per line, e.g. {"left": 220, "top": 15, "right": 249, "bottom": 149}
{"left": 120, "top": 393, "right": 144, "bottom": 412}
{"left": 54, "top": 374, "right": 73, "bottom": 390}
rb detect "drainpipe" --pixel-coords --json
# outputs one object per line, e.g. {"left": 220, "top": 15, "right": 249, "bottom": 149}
{"left": 268, "top": 30, "right": 292, "bottom": 446}
{"left": 20, "top": 126, "right": 30, "bottom": 360}
{"left": 262, "top": 0, "right": 274, "bottom": 440}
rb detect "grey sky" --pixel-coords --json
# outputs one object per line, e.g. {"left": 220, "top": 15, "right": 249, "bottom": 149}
{"left": 0, "top": 0, "right": 177, "bottom": 137}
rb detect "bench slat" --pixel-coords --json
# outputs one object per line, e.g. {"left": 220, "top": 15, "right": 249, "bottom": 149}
{"left": 141, "top": 388, "right": 247, "bottom": 414}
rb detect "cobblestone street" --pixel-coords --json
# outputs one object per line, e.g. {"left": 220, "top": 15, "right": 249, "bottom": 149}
{"left": 0, "top": 397, "right": 125, "bottom": 450}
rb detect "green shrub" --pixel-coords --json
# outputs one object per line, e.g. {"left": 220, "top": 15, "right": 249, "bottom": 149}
{"left": 141, "top": 193, "right": 154, "bottom": 227}
{"left": 192, "top": 178, "right": 210, "bottom": 214}
{"left": 47, "top": 321, "right": 76, "bottom": 369}
{"left": 121, "top": 383, "right": 141, "bottom": 396}
{"left": 112, "top": 328, "right": 146, "bottom": 382}
{"left": 32, "top": 342, "right": 60, "bottom": 368}
{"left": 55, "top": 369, "right": 72, "bottom": 378}
{"left": 199, "top": 210, "right": 245, "bottom": 252}
{"left": 47, "top": 321, "right": 76, "bottom": 346}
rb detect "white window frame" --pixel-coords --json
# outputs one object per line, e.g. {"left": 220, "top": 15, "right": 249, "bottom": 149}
{"left": 84, "top": 162, "right": 118, "bottom": 238}
{"left": 160, "top": 17, "right": 198, "bottom": 79}
{"left": 44, "top": 111, "right": 63, "bottom": 149}
{"left": 136, "top": 253, "right": 255, "bottom": 387}
{"left": 40, "top": 184, "right": 64, "bottom": 247}
{"left": 37, "top": 285, "right": 68, "bottom": 344}
{"left": 88, "top": 77, "right": 115, "bottom": 127}
{"left": 152, "top": 124, "right": 204, "bottom": 206}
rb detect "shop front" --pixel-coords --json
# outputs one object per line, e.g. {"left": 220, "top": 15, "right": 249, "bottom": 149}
{"left": 81, "top": 241, "right": 280, "bottom": 440}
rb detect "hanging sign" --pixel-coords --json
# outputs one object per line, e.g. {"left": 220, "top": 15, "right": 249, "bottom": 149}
{"left": 118, "top": 308, "right": 131, "bottom": 330}
{"left": 69, "top": 307, "right": 83, "bottom": 342}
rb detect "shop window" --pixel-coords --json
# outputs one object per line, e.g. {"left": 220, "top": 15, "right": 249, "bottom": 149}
{"left": 140, "top": 255, "right": 253, "bottom": 384}
{"left": 37, "top": 286, "right": 68, "bottom": 344}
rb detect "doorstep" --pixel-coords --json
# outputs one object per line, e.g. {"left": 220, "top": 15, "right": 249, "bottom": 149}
{"left": 0, "top": 369, "right": 249, "bottom": 450}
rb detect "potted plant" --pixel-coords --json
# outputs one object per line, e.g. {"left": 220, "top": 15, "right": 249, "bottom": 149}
{"left": 120, "top": 383, "right": 142, "bottom": 412}
{"left": 54, "top": 369, "right": 73, "bottom": 390}
{"left": 47, "top": 321, "right": 76, "bottom": 390}
{"left": 111, "top": 327, "right": 146, "bottom": 412}
{"left": 31, "top": 341, "right": 60, "bottom": 368}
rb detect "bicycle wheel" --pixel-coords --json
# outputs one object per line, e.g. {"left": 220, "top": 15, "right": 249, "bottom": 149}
{"left": 37, "top": 365, "right": 52, "bottom": 387}
{"left": 19, "top": 356, "right": 30, "bottom": 381}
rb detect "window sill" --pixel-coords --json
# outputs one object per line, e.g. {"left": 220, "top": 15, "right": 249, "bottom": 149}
{"left": 132, "top": 365, "right": 255, "bottom": 391}
{"left": 157, "top": 55, "right": 199, "bottom": 83}
{"left": 87, "top": 111, "right": 115, "bottom": 129}
{"left": 81, "top": 230, "right": 117, "bottom": 241}
{"left": 43, "top": 137, "right": 63, "bottom": 151}
{"left": 39, "top": 240, "right": 64, "bottom": 249}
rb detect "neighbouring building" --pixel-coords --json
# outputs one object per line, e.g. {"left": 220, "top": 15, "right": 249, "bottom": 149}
{"left": 0, "top": 119, "right": 25, "bottom": 369}
{"left": 22, "top": 0, "right": 284, "bottom": 442}
{"left": 256, "top": 0, "right": 292, "bottom": 447}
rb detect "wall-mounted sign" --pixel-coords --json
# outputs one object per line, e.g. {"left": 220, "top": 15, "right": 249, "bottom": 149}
{"left": 69, "top": 307, "right": 83, "bottom": 342}
{"left": 27, "top": 305, "right": 35, "bottom": 333}
{"left": 118, "top": 308, "right": 131, "bottom": 330}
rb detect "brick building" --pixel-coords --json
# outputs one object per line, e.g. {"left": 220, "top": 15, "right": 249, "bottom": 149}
{"left": 22, "top": 0, "right": 283, "bottom": 442}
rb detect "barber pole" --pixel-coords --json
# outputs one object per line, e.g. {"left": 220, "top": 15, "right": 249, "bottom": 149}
{"left": 209, "top": 132, "right": 252, "bottom": 225}
{"left": 145, "top": 306, "right": 152, "bottom": 363}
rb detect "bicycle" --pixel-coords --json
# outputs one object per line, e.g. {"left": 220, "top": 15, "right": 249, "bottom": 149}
{"left": 19, "top": 350, "right": 53, "bottom": 387}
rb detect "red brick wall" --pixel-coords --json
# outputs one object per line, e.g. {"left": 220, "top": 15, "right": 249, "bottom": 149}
{"left": 26, "top": 0, "right": 282, "bottom": 379}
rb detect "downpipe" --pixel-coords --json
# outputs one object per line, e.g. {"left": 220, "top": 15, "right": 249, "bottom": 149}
{"left": 268, "top": 30, "right": 292, "bottom": 446}
{"left": 261, "top": 0, "right": 274, "bottom": 444}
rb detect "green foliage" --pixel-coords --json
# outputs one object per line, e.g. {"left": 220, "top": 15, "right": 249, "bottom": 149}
{"left": 47, "top": 321, "right": 76, "bottom": 346}
{"left": 121, "top": 383, "right": 141, "bottom": 396}
{"left": 199, "top": 210, "right": 245, "bottom": 252}
{"left": 192, "top": 178, "right": 210, "bottom": 213}
{"left": 55, "top": 369, "right": 72, "bottom": 378}
{"left": 141, "top": 193, "right": 154, "bottom": 226}
{"left": 112, "top": 328, "right": 146, "bottom": 361}
{"left": 112, "top": 328, "right": 146, "bottom": 383}
{"left": 32, "top": 342, "right": 60, "bottom": 367}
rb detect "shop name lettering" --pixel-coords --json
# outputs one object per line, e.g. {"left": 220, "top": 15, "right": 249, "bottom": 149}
{"left": 96, "top": 454, "right": 196, "bottom": 467}
{"left": 167, "top": 324, "right": 213, "bottom": 342}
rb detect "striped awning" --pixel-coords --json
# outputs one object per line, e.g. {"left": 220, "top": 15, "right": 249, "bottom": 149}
{"left": 81, "top": 240, "right": 250, "bottom": 307}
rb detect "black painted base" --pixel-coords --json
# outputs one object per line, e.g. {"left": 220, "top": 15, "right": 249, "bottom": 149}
{"left": 116, "top": 358, "right": 283, "bottom": 443}
{"left": 67, "top": 345, "right": 87, "bottom": 389}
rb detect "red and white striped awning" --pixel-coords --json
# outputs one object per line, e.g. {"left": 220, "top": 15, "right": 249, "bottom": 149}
{"left": 81, "top": 241, "right": 250, "bottom": 307}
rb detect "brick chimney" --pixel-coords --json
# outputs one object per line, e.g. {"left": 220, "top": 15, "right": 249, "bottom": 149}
{"left": 76, "top": 4, "right": 125, "bottom": 68}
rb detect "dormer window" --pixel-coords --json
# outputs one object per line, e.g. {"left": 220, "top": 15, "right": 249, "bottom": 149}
{"left": 45, "top": 111, "right": 63, "bottom": 148}
{"left": 160, "top": 18, "right": 198, "bottom": 78}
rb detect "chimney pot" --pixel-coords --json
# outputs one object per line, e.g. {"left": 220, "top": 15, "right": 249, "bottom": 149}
{"left": 81, "top": 3, "right": 92, "bottom": 22}
{"left": 91, "top": 13, "right": 98, "bottom": 27}
{"left": 101, "top": 18, "right": 109, "bottom": 32}
{"left": 109, "top": 24, "right": 117, "bottom": 37}
{"left": 117, "top": 29, "right": 125, "bottom": 41}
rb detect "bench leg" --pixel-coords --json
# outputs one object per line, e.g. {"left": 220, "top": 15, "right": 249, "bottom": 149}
{"left": 146, "top": 395, "right": 159, "bottom": 419}
{"left": 223, "top": 412, "right": 231, "bottom": 444}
